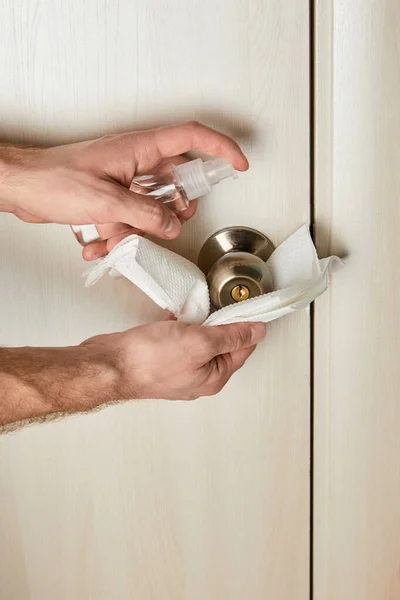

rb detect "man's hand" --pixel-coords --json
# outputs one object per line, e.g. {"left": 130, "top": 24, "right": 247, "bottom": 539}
{"left": 0, "top": 122, "right": 248, "bottom": 260}
{"left": 0, "top": 320, "right": 266, "bottom": 428}
{"left": 84, "top": 320, "right": 266, "bottom": 401}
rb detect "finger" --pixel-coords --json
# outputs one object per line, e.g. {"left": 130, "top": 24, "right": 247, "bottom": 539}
{"left": 153, "top": 122, "right": 249, "bottom": 171}
{"left": 113, "top": 187, "right": 182, "bottom": 239}
{"left": 81, "top": 233, "right": 133, "bottom": 260}
{"left": 228, "top": 344, "right": 257, "bottom": 372}
{"left": 106, "top": 231, "right": 138, "bottom": 252}
{"left": 206, "top": 322, "right": 266, "bottom": 357}
{"left": 178, "top": 197, "right": 198, "bottom": 222}
{"left": 204, "top": 344, "right": 257, "bottom": 395}
{"left": 95, "top": 223, "right": 138, "bottom": 240}
{"left": 199, "top": 345, "right": 253, "bottom": 396}
{"left": 82, "top": 240, "right": 108, "bottom": 261}
{"left": 214, "top": 344, "right": 256, "bottom": 377}
{"left": 81, "top": 227, "right": 143, "bottom": 261}
{"left": 119, "top": 122, "right": 249, "bottom": 172}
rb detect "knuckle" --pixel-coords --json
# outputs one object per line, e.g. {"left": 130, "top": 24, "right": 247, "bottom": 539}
{"left": 233, "top": 326, "right": 251, "bottom": 350}
{"left": 185, "top": 119, "right": 201, "bottom": 131}
{"left": 148, "top": 201, "right": 167, "bottom": 230}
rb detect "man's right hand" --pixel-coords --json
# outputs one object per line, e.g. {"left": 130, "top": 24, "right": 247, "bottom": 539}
{"left": 83, "top": 320, "right": 266, "bottom": 402}
{"left": 0, "top": 122, "right": 249, "bottom": 261}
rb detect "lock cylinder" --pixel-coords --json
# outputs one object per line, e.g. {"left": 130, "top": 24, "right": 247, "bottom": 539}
{"left": 198, "top": 227, "right": 275, "bottom": 310}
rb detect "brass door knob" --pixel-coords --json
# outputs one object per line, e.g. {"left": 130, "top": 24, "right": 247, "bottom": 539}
{"left": 198, "top": 227, "right": 275, "bottom": 309}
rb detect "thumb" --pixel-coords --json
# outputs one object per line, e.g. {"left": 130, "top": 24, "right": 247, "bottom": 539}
{"left": 115, "top": 187, "right": 182, "bottom": 239}
{"left": 206, "top": 322, "right": 266, "bottom": 356}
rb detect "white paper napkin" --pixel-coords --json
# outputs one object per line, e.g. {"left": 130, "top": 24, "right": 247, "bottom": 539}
{"left": 85, "top": 225, "right": 341, "bottom": 326}
{"left": 85, "top": 234, "right": 209, "bottom": 324}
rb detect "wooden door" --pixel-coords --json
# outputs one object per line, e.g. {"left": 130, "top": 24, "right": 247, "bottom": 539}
{"left": 314, "top": 1, "right": 400, "bottom": 598}
{"left": 0, "top": 1, "right": 311, "bottom": 599}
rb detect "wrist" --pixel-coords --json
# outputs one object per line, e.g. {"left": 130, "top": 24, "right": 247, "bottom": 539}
{"left": 78, "top": 335, "right": 124, "bottom": 408}
{"left": 80, "top": 332, "right": 138, "bottom": 403}
{"left": 0, "top": 145, "right": 38, "bottom": 213}
{"left": 67, "top": 341, "right": 121, "bottom": 412}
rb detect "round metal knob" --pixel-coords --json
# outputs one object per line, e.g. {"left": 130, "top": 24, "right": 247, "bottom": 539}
{"left": 198, "top": 227, "right": 275, "bottom": 309}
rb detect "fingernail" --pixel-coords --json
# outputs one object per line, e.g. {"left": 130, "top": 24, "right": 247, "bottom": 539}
{"left": 250, "top": 322, "right": 267, "bottom": 344}
{"left": 242, "top": 155, "right": 250, "bottom": 170}
{"left": 165, "top": 214, "right": 181, "bottom": 238}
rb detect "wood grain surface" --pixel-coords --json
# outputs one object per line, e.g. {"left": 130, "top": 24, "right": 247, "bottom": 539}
{"left": 0, "top": 1, "right": 310, "bottom": 599}
{"left": 314, "top": 1, "right": 400, "bottom": 598}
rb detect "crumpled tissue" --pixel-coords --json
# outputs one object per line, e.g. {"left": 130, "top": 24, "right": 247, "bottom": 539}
{"left": 85, "top": 225, "right": 341, "bottom": 326}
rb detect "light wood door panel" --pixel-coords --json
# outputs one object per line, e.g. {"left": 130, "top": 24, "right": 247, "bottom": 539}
{"left": 314, "top": 1, "right": 400, "bottom": 598}
{"left": 0, "top": 1, "right": 310, "bottom": 599}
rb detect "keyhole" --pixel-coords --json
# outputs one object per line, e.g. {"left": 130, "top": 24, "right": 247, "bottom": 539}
{"left": 231, "top": 285, "right": 250, "bottom": 302}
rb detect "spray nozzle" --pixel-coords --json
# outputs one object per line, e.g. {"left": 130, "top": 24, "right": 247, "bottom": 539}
{"left": 203, "top": 158, "right": 237, "bottom": 185}
{"left": 173, "top": 157, "right": 237, "bottom": 201}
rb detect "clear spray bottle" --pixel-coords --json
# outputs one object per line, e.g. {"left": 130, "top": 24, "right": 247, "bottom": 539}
{"left": 71, "top": 157, "right": 237, "bottom": 245}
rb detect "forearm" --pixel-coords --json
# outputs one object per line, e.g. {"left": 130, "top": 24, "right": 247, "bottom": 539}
{"left": 0, "top": 344, "right": 118, "bottom": 428}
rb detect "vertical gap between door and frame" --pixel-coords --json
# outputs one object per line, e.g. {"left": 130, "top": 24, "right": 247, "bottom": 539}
{"left": 309, "top": 1, "right": 316, "bottom": 600}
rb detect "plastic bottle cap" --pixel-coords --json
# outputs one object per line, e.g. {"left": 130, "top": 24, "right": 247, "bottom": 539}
{"left": 173, "top": 157, "right": 237, "bottom": 201}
